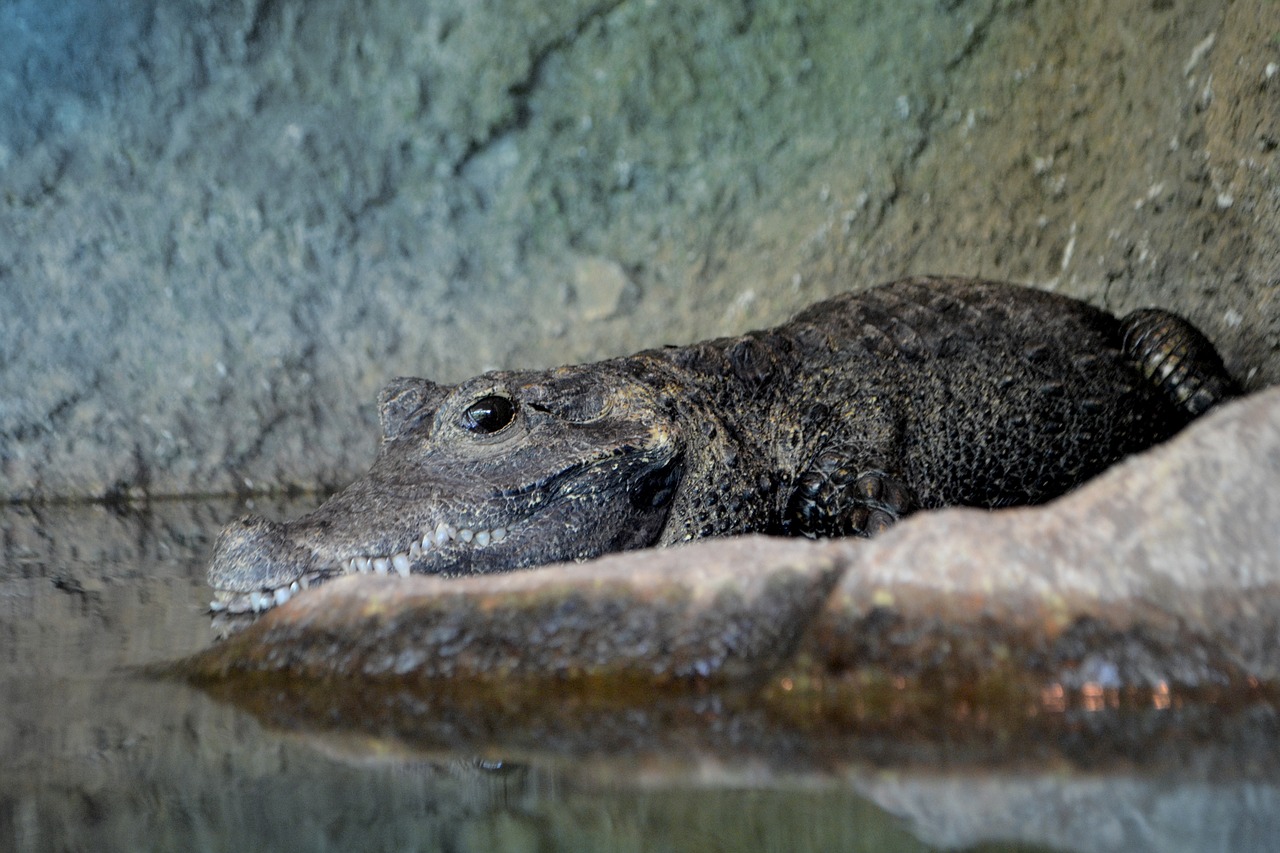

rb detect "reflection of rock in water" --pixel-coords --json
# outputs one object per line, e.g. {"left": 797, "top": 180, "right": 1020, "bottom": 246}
{"left": 855, "top": 772, "right": 1280, "bottom": 853}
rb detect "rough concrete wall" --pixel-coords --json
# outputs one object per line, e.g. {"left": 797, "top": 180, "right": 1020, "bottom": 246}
{"left": 1, "top": 0, "right": 1276, "bottom": 501}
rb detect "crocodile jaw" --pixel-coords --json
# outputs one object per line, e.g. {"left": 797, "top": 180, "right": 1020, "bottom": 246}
{"left": 206, "top": 445, "right": 684, "bottom": 615}
{"left": 206, "top": 511, "right": 527, "bottom": 615}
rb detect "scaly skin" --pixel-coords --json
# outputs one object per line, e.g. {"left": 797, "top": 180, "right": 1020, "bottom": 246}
{"left": 207, "top": 276, "right": 1237, "bottom": 615}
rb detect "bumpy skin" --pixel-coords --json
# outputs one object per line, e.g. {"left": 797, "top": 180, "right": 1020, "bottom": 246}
{"left": 207, "top": 277, "right": 1237, "bottom": 614}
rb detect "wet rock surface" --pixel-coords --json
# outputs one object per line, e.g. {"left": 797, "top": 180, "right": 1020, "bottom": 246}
{"left": 185, "top": 387, "right": 1280, "bottom": 706}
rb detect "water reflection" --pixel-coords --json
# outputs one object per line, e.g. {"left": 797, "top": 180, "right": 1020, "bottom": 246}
{"left": 1, "top": 499, "right": 1277, "bottom": 852}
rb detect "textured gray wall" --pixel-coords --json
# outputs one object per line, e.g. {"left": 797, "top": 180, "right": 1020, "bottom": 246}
{"left": 1, "top": 0, "right": 1276, "bottom": 501}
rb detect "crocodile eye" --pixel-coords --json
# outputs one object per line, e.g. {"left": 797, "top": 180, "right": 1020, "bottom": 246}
{"left": 461, "top": 395, "right": 516, "bottom": 434}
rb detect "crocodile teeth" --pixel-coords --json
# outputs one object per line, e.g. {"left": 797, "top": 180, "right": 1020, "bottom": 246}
{"left": 338, "top": 522, "right": 511, "bottom": 581}
{"left": 391, "top": 553, "right": 411, "bottom": 577}
{"left": 210, "top": 578, "right": 310, "bottom": 616}
{"left": 210, "top": 521, "right": 507, "bottom": 617}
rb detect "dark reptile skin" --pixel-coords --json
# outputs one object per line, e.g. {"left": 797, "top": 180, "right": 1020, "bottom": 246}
{"left": 207, "top": 276, "right": 1237, "bottom": 602}
{"left": 644, "top": 276, "right": 1233, "bottom": 540}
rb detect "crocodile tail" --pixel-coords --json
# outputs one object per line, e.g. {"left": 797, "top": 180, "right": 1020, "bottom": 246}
{"left": 1120, "top": 308, "right": 1239, "bottom": 418}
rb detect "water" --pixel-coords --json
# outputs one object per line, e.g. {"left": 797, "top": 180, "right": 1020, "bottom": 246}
{"left": 2, "top": 499, "right": 1278, "bottom": 852}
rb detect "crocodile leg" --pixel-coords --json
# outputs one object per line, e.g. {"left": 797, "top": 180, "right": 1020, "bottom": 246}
{"left": 1120, "top": 308, "right": 1239, "bottom": 418}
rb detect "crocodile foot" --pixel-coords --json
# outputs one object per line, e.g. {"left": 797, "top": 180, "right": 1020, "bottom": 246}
{"left": 844, "top": 469, "right": 913, "bottom": 535}
{"left": 784, "top": 463, "right": 915, "bottom": 538}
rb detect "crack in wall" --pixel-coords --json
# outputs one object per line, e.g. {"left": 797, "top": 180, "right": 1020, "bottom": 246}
{"left": 450, "top": 0, "right": 631, "bottom": 178}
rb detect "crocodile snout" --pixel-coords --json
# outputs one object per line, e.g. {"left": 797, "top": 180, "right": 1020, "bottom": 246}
{"left": 207, "top": 515, "right": 320, "bottom": 610}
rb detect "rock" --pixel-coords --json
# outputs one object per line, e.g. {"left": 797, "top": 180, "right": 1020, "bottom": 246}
{"left": 571, "top": 256, "right": 634, "bottom": 321}
{"left": 188, "top": 535, "right": 844, "bottom": 685}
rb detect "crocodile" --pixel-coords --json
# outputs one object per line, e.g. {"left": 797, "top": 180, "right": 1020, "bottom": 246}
{"left": 207, "top": 276, "right": 1237, "bottom": 615}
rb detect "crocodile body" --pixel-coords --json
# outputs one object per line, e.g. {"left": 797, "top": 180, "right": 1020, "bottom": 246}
{"left": 207, "top": 276, "right": 1236, "bottom": 614}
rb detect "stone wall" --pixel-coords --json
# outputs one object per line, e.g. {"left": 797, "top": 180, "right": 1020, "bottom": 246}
{"left": 2, "top": 0, "right": 1276, "bottom": 501}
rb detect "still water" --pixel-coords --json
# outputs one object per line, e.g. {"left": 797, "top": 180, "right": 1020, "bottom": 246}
{"left": 2, "top": 498, "right": 1278, "bottom": 852}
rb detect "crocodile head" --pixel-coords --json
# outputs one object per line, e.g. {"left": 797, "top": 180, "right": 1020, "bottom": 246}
{"left": 207, "top": 363, "right": 685, "bottom": 615}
